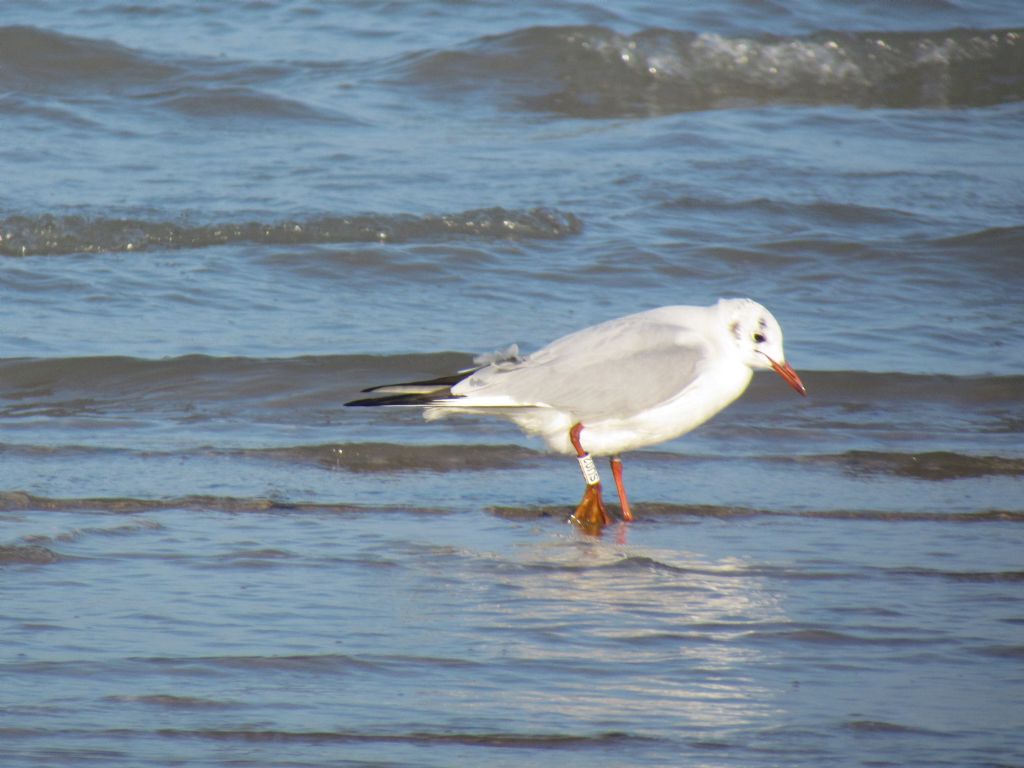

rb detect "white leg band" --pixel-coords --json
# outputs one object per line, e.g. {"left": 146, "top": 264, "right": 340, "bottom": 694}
{"left": 577, "top": 453, "right": 601, "bottom": 486}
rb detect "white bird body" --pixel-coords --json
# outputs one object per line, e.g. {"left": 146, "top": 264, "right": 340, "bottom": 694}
{"left": 425, "top": 304, "right": 757, "bottom": 455}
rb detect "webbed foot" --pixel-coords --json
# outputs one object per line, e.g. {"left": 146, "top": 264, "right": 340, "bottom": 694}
{"left": 569, "top": 483, "right": 613, "bottom": 535}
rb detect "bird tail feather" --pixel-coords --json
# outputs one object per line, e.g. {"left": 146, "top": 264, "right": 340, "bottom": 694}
{"left": 345, "top": 371, "right": 475, "bottom": 407}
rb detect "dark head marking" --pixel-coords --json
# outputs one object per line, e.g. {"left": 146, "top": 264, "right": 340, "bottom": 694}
{"left": 753, "top": 317, "right": 768, "bottom": 343}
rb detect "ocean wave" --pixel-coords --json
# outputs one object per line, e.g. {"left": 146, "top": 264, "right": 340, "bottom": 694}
{"left": 0, "top": 26, "right": 336, "bottom": 124}
{"left": 2, "top": 440, "right": 1018, "bottom": 480}
{"left": 746, "top": 628, "right": 937, "bottom": 646}
{"left": 102, "top": 694, "right": 236, "bottom": 710}
{"left": 491, "top": 503, "right": 1024, "bottom": 523}
{"left": 0, "top": 25, "right": 177, "bottom": 90}
{"left": 887, "top": 567, "right": 1024, "bottom": 583}
{"left": 153, "top": 86, "right": 331, "bottom": 121}
{"left": 402, "top": 25, "right": 1024, "bottom": 116}
{"left": 1, "top": 355, "right": 1021, "bottom": 417}
{"left": 156, "top": 727, "right": 640, "bottom": 748}
{"left": 245, "top": 442, "right": 542, "bottom": 473}
{"left": 4, "top": 23, "right": 1020, "bottom": 126}
{"left": 0, "top": 208, "right": 582, "bottom": 256}
{"left": 0, "top": 353, "right": 467, "bottom": 413}
{"left": 0, "top": 491, "right": 441, "bottom": 517}
{"left": 5, "top": 489, "right": 1019, "bottom": 524}
{"left": 0, "top": 543, "right": 61, "bottom": 565}
{"left": 805, "top": 450, "right": 1024, "bottom": 480}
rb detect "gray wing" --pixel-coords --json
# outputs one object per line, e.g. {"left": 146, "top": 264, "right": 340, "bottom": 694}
{"left": 454, "top": 316, "right": 713, "bottom": 423}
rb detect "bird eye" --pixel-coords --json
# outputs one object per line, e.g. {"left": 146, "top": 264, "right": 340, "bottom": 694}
{"left": 753, "top": 332, "right": 766, "bottom": 343}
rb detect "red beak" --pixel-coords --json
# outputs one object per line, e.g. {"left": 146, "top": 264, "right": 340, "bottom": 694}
{"left": 768, "top": 357, "right": 807, "bottom": 396}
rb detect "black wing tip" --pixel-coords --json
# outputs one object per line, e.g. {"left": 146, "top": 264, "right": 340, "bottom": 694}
{"left": 360, "top": 371, "right": 475, "bottom": 395}
{"left": 345, "top": 392, "right": 443, "bottom": 407}
{"left": 345, "top": 396, "right": 382, "bottom": 407}
{"left": 348, "top": 368, "right": 478, "bottom": 407}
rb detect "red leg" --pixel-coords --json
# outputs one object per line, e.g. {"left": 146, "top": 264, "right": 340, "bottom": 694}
{"left": 569, "top": 422, "right": 586, "bottom": 455}
{"left": 610, "top": 456, "right": 633, "bottom": 522}
{"left": 568, "top": 423, "right": 611, "bottom": 534}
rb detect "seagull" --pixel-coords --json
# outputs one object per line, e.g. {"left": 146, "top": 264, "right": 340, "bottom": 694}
{"left": 347, "top": 298, "right": 806, "bottom": 533}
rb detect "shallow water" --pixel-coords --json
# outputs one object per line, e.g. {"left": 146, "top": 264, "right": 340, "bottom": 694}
{"left": 1, "top": 1, "right": 1023, "bottom": 766}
